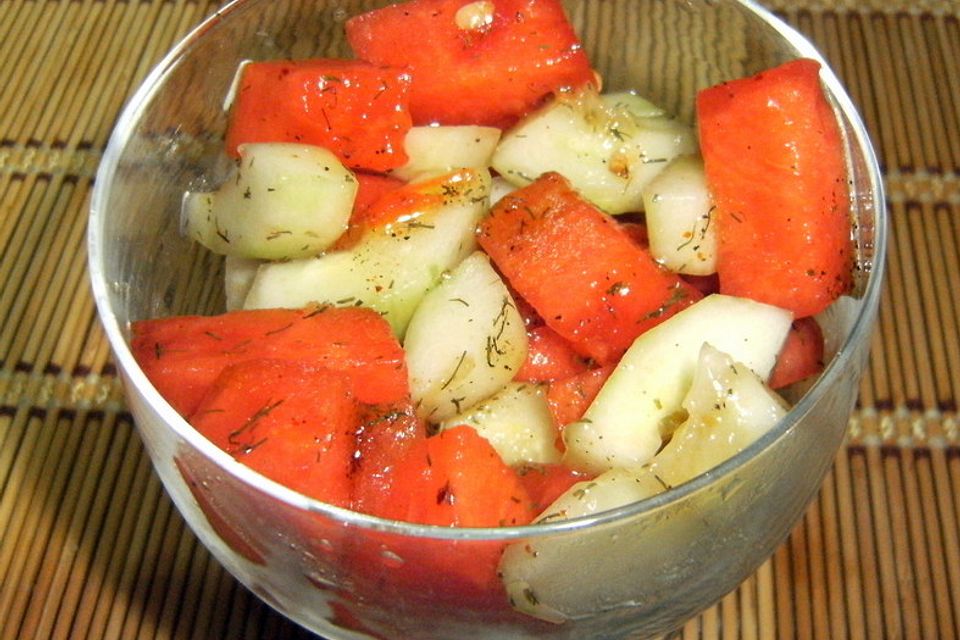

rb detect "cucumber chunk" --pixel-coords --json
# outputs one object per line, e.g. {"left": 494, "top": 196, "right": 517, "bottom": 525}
{"left": 437, "top": 381, "right": 559, "bottom": 465}
{"left": 242, "top": 168, "right": 491, "bottom": 337}
{"left": 405, "top": 252, "right": 527, "bottom": 422}
{"left": 602, "top": 91, "right": 666, "bottom": 118}
{"left": 491, "top": 89, "right": 695, "bottom": 215}
{"left": 183, "top": 143, "right": 356, "bottom": 260}
{"left": 392, "top": 125, "right": 501, "bottom": 182}
{"left": 643, "top": 154, "right": 717, "bottom": 276}
{"left": 649, "top": 343, "right": 788, "bottom": 489}
{"left": 562, "top": 294, "right": 792, "bottom": 473}
{"left": 223, "top": 256, "right": 261, "bottom": 310}
{"left": 500, "top": 343, "right": 788, "bottom": 624}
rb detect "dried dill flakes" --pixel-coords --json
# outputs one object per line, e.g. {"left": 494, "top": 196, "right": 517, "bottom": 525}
{"left": 222, "top": 338, "right": 253, "bottom": 355}
{"left": 653, "top": 473, "right": 671, "bottom": 492}
{"left": 640, "top": 154, "right": 668, "bottom": 165}
{"left": 265, "top": 229, "right": 293, "bottom": 241}
{"left": 227, "top": 398, "right": 285, "bottom": 455}
{"left": 263, "top": 322, "right": 294, "bottom": 336}
{"left": 608, "top": 123, "right": 630, "bottom": 141}
{"left": 405, "top": 221, "right": 435, "bottom": 230}
{"left": 571, "top": 482, "right": 597, "bottom": 499}
{"left": 522, "top": 587, "right": 540, "bottom": 607}
{"left": 301, "top": 304, "right": 330, "bottom": 318}
{"left": 485, "top": 296, "right": 516, "bottom": 366}
{"left": 441, "top": 183, "right": 460, "bottom": 198}
{"left": 441, "top": 351, "right": 469, "bottom": 390}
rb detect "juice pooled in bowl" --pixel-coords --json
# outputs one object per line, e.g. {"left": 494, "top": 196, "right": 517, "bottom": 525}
{"left": 129, "top": 0, "right": 853, "bottom": 625}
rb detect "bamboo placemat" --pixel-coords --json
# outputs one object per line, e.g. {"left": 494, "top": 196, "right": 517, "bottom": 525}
{"left": 1, "top": 0, "right": 959, "bottom": 638}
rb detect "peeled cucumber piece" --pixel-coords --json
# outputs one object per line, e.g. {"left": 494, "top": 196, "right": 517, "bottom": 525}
{"left": 436, "top": 381, "right": 559, "bottom": 465}
{"left": 243, "top": 168, "right": 491, "bottom": 337}
{"left": 643, "top": 155, "right": 717, "bottom": 276}
{"left": 404, "top": 252, "right": 527, "bottom": 421}
{"left": 491, "top": 89, "right": 695, "bottom": 215}
{"left": 535, "top": 466, "right": 664, "bottom": 526}
{"left": 183, "top": 143, "right": 356, "bottom": 260}
{"left": 603, "top": 91, "right": 666, "bottom": 118}
{"left": 538, "top": 341, "right": 787, "bottom": 526}
{"left": 650, "top": 343, "right": 788, "bottom": 489}
{"left": 223, "top": 256, "right": 261, "bottom": 310}
{"left": 500, "top": 343, "right": 788, "bottom": 623}
{"left": 489, "top": 176, "right": 516, "bottom": 206}
{"left": 392, "top": 125, "right": 501, "bottom": 182}
{"left": 562, "top": 294, "right": 792, "bottom": 474}
{"left": 501, "top": 466, "right": 664, "bottom": 624}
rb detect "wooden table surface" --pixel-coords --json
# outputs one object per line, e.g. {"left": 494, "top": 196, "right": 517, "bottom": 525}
{"left": 1, "top": 0, "right": 959, "bottom": 638}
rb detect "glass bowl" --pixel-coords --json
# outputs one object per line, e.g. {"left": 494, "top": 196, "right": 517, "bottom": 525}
{"left": 88, "top": 0, "right": 885, "bottom": 638}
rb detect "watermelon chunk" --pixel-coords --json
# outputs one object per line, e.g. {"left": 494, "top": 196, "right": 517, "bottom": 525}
{"left": 225, "top": 59, "right": 413, "bottom": 172}
{"left": 189, "top": 359, "right": 357, "bottom": 507}
{"left": 333, "top": 172, "right": 407, "bottom": 250}
{"left": 546, "top": 364, "right": 615, "bottom": 428}
{"left": 373, "top": 426, "right": 535, "bottom": 527}
{"left": 516, "top": 463, "right": 592, "bottom": 513}
{"left": 478, "top": 172, "right": 702, "bottom": 364}
{"left": 697, "top": 58, "right": 853, "bottom": 317}
{"left": 346, "top": 0, "right": 595, "bottom": 128}
{"left": 768, "top": 317, "right": 825, "bottom": 389}
{"left": 351, "top": 172, "right": 406, "bottom": 223}
{"left": 350, "top": 401, "right": 428, "bottom": 516}
{"left": 515, "top": 325, "right": 590, "bottom": 383}
{"left": 130, "top": 306, "right": 409, "bottom": 416}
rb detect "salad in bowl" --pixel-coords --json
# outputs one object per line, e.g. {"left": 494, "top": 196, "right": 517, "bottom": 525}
{"left": 89, "top": 0, "right": 884, "bottom": 637}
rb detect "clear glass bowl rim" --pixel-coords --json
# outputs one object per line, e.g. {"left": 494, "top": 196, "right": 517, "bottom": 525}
{"left": 88, "top": 0, "right": 888, "bottom": 542}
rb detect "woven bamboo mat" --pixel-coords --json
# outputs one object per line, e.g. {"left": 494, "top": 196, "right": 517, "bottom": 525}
{"left": 1, "top": 0, "right": 958, "bottom": 638}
